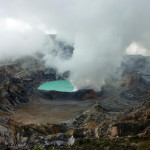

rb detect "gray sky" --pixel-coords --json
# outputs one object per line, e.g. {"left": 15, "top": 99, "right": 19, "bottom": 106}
{"left": 0, "top": 0, "right": 150, "bottom": 90}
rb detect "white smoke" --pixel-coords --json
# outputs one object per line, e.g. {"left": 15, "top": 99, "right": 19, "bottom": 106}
{"left": 0, "top": 0, "right": 150, "bottom": 91}
{"left": 0, "top": 17, "right": 53, "bottom": 61}
{"left": 126, "top": 42, "right": 150, "bottom": 56}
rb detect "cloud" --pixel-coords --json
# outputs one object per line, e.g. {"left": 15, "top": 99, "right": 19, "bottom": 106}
{"left": 0, "top": 17, "right": 52, "bottom": 61}
{"left": 0, "top": 0, "right": 150, "bottom": 90}
{"left": 126, "top": 42, "right": 150, "bottom": 56}
{"left": 5, "top": 18, "right": 32, "bottom": 32}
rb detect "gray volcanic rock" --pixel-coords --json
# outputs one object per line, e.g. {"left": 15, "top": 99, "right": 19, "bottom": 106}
{"left": 0, "top": 124, "right": 15, "bottom": 147}
{"left": 36, "top": 89, "right": 101, "bottom": 100}
{"left": 0, "top": 55, "right": 150, "bottom": 149}
{"left": 99, "top": 97, "right": 139, "bottom": 112}
{"left": 0, "top": 57, "right": 69, "bottom": 111}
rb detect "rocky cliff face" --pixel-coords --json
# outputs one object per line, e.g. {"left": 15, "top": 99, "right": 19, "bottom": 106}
{"left": 0, "top": 61, "right": 54, "bottom": 111}
{"left": 0, "top": 55, "right": 150, "bottom": 149}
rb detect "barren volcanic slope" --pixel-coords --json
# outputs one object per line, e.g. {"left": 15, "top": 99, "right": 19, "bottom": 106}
{"left": 1, "top": 1, "right": 150, "bottom": 149}
{"left": 0, "top": 55, "right": 150, "bottom": 149}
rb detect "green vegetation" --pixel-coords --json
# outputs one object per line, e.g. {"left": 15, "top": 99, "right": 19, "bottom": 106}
{"left": 138, "top": 141, "right": 150, "bottom": 150}
{"left": 62, "top": 138, "right": 136, "bottom": 150}
{"left": 32, "top": 146, "right": 45, "bottom": 150}
{"left": 32, "top": 136, "right": 150, "bottom": 150}
{"left": 32, "top": 146, "right": 55, "bottom": 150}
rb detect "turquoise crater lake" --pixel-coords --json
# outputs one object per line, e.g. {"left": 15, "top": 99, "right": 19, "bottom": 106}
{"left": 38, "top": 80, "right": 74, "bottom": 92}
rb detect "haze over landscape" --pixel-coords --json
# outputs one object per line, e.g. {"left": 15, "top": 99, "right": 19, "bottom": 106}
{"left": 0, "top": 0, "right": 150, "bottom": 91}
{"left": 1, "top": 1, "right": 150, "bottom": 149}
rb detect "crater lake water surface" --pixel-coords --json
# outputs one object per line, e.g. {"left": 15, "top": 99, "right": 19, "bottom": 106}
{"left": 38, "top": 80, "right": 74, "bottom": 92}
{"left": 2, "top": 80, "right": 98, "bottom": 124}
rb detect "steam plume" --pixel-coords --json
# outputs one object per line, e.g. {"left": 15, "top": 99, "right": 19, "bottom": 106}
{"left": 0, "top": 0, "right": 150, "bottom": 90}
